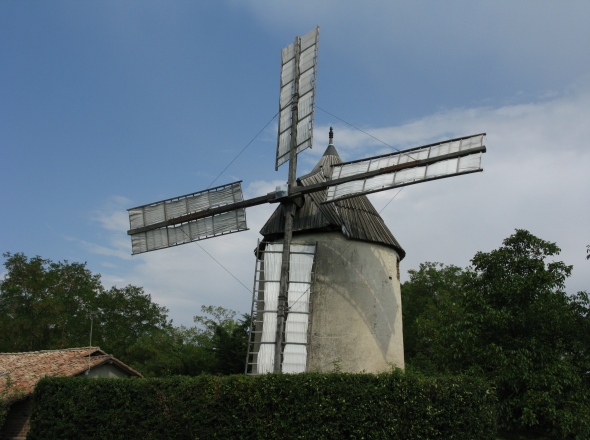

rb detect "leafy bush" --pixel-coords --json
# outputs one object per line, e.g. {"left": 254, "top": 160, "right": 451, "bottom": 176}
{"left": 28, "top": 371, "right": 495, "bottom": 439}
{"left": 403, "top": 231, "right": 590, "bottom": 438}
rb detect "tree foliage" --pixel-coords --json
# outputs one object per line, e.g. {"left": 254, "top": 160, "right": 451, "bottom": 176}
{"left": 0, "top": 253, "right": 169, "bottom": 357}
{"left": 0, "top": 253, "right": 102, "bottom": 351}
{"left": 0, "top": 253, "right": 248, "bottom": 377}
{"left": 125, "top": 306, "right": 249, "bottom": 377}
{"left": 192, "top": 305, "right": 250, "bottom": 375}
{"left": 402, "top": 230, "right": 590, "bottom": 438}
{"left": 401, "top": 262, "right": 465, "bottom": 362}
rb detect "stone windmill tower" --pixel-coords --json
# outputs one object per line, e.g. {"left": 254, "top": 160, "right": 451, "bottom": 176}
{"left": 249, "top": 128, "right": 406, "bottom": 374}
{"left": 126, "top": 27, "right": 486, "bottom": 375}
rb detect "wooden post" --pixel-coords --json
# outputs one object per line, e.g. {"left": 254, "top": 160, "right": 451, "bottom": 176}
{"left": 274, "top": 35, "right": 301, "bottom": 373}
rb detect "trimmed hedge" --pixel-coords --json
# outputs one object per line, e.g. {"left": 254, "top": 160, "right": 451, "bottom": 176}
{"left": 28, "top": 371, "right": 496, "bottom": 439}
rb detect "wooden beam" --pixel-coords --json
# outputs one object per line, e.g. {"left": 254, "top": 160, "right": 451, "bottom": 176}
{"left": 128, "top": 145, "right": 486, "bottom": 236}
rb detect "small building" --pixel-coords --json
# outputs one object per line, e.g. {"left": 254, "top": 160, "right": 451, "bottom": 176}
{"left": 0, "top": 347, "right": 141, "bottom": 440}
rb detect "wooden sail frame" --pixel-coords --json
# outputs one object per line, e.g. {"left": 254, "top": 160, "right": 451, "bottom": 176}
{"left": 127, "top": 136, "right": 486, "bottom": 238}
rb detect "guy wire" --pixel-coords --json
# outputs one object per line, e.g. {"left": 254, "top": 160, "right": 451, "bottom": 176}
{"left": 207, "top": 111, "right": 278, "bottom": 189}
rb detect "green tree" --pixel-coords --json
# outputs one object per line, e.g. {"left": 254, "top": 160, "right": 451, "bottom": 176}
{"left": 127, "top": 306, "right": 250, "bottom": 376}
{"left": 401, "top": 261, "right": 465, "bottom": 363}
{"left": 0, "top": 253, "right": 251, "bottom": 377}
{"left": 92, "top": 285, "right": 169, "bottom": 361}
{"left": 0, "top": 253, "right": 103, "bottom": 351}
{"left": 0, "top": 253, "right": 169, "bottom": 357}
{"left": 192, "top": 305, "right": 250, "bottom": 375}
{"left": 403, "top": 230, "right": 590, "bottom": 438}
{"left": 124, "top": 326, "right": 215, "bottom": 377}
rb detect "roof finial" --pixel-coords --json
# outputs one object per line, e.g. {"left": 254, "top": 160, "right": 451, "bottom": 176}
{"left": 329, "top": 127, "right": 334, "bottom": 146}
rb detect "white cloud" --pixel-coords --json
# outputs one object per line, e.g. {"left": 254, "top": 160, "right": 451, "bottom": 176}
{"left": 72, "top": 237, "right": 132, "bottom": 261}
{"left": 69, "top": 197, "right": 135, "bottom": 263}
{"left": 92, "top": 196, "right": 131, "bottom": 231}
{"left": 365, "top": 87, "right": 590, "bottom": 295}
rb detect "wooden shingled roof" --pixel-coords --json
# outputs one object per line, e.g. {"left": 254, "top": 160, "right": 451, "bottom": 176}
{"left": 260, "top": 138, "right": 406, "bottom": 260}
{"left": 0, "top": 347, "right": 142, "bottom": 401}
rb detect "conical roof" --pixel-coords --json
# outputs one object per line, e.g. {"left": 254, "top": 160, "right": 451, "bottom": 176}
{"left": 260, "top": 136, "right": 405, "bottom": 259}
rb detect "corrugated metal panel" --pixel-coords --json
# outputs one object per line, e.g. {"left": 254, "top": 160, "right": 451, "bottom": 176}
{"left": 260, "top": 144, "right": 405, "bottom": 259}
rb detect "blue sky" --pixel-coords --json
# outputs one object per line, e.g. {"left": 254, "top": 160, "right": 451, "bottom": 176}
{"left": 2, "top": 1, "right": 589, "bottom": 327}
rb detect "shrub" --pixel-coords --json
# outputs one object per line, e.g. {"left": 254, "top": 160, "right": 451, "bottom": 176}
{"left": 28, "top": 370, "right": 496, "bottom": 439}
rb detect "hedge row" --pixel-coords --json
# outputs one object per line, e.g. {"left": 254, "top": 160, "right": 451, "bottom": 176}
{"left": 28, "top": 371, "right": 496, "bottom": 439}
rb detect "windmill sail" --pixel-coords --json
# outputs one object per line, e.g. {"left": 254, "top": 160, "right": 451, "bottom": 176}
{"left": 325, "top": 133, "right": 486, "bottom": 202}
{"left": 128, "top": 181, "right": 248, "bottom": 254}
{"left": 276, "top": 26, "right": 320, "bottom": 170}
{"left": 246, "top": 242, "right": 316, "bottom": 374}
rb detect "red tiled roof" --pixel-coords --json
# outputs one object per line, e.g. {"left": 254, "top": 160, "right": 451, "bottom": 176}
{"left": 0, "top": 347, "right": 142, "bottom": 400}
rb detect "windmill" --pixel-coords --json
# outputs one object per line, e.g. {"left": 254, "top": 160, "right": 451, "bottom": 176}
{"left": 127, "top": 27, "right": 486, "bottom": 374}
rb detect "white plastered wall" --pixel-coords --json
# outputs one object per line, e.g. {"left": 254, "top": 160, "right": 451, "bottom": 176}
{"left": 269, "top": 231, "right": 404, "bottom": 373}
